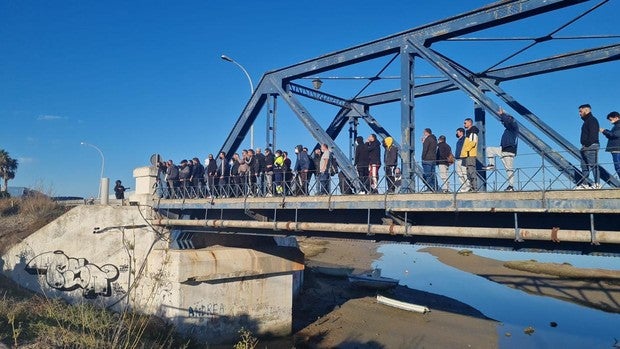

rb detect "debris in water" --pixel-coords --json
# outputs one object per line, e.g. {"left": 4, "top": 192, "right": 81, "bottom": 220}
{"left": 550, "top": 321, "right": 558, "bottom": 328}
{"left": 524, "top": 326, "right": 535, "bottom": 335}
{"left": 458, "top": 249, "right": 473, "bottom": 256}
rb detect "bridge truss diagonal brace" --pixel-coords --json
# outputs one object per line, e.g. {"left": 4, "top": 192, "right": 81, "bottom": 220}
{"left": 268, "top": 77, "right": 362, "bottom": 190}
{"left": 218, "top": 82, "right": 270, "bottom": 160}
{"left": 409, "top": 40, "right": 584, "bottom": 184}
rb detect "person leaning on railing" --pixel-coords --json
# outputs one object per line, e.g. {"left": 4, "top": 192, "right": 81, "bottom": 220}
{"left": 600, "top": 111, "right": 620, "bottom": 179}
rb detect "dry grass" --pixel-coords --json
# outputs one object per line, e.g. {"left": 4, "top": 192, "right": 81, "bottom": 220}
{"left": 0, "top": 195, "right": 68, "bottom": 254}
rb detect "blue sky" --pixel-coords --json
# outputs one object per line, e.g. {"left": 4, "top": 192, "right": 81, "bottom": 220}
{"left": 1, "top": 1, "right": 618, "bottom": 197}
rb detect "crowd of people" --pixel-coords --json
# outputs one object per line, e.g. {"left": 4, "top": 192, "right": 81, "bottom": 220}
{"left": 155, "top": 104, "right": 620, "bottom": 199}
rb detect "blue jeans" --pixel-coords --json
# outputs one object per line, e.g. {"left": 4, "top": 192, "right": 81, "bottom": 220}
{"left": 612, "top": 152, "right": 620, "bottom": 178}
{"left": 579, "top": 144, "right": 599, "bottom": 185}
{"left": 319, "top": 172, "right": 330, "bottom": 195}
{"left": 422, "top": 161, "right": 437, "bottom": 192}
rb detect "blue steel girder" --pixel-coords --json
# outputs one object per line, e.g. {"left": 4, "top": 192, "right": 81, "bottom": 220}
{"left": 267, "top": 0, "right": 588, "bottom": 82}
{"left": 400, "top": 45, "right": 416, "bottom": 192}
{"left": 270, "top": 77, "right": 362, "bottom": 190}
{"left": 287, "top": 82, "right": 358, "bottom": 109}
{"left": 218, "top": 79, "right": 270, "bottom": 160}
{"left": 410, "top": 40, "right": 585, "bottom": 184}
{"left": 356, "top": 44, "right": 620, "bottom": 106}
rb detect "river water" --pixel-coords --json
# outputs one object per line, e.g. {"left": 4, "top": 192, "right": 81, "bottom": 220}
{"left": 375, "top": 244, "right": 620, "bottom": 349}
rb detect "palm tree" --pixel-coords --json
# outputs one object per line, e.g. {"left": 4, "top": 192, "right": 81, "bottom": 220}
{"left": 0, "top": 149, "right": 19, "bottom": 192}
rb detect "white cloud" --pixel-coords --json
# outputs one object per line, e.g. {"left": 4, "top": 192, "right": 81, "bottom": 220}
{"left": 37, "top": 114, "right": 66, "bottom": 121}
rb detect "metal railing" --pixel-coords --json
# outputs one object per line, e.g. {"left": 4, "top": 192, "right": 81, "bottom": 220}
{"left": 155, "top": 149, "right": 619, "bottom": 200}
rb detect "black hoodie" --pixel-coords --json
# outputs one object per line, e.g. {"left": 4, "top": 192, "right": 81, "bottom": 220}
{"left": 355, "top": 136, "right": 370, "bottom": 168}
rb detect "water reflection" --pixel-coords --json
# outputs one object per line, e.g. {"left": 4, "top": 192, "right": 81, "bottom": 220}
{"left": 375, "top": 244, "right": 620, "bottom": 349}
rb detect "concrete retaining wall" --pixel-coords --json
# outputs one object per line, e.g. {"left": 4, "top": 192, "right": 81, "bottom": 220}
{"left": 1, "top": 204, "right": 304, "bottom": 344}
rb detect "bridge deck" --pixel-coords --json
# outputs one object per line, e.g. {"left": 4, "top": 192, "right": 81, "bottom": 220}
{"left": 156, "top": 189, "right": 620, "bottom": 214}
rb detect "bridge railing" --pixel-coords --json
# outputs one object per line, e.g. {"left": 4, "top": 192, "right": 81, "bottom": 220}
{"left": 155, "top": 149, "right": 619, "bottom": 199}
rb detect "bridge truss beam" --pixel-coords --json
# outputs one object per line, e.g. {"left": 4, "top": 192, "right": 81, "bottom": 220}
{"left": 219, "top": 0, "right": 617, "bottom": 189}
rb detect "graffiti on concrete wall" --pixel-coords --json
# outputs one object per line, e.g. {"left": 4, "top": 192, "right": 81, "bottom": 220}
{"left": 188, "top": 302, "right": 225, "bottom": 323}
{"left": 25, "top": 250, "right": 119, "bottom": 299}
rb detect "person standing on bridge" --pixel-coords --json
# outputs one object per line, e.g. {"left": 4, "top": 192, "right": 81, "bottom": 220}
{"left": 383, "top": 136, "right": 398, "bottom": 193}
{"left": 421, "top": 128, "right": 438, "bottom": 192}
{"left": 600, "top": 111, "right": 620, "bottom": 179}
{"left": 190, "top": 157, "right": 204, "bottom": 198}
{"left": 461, "top": 118, "right": 479, "bottom": 192}
{"left": 355, "top": 136, "right": 370, "bottom": 194}
{"left": 319, "top": 143, "right": 331, "bottom": 195}
{"left": 436, "top": 135, "right": 452, "bottom": 193}
{"left": 482, "top": 107, "right": 519, "bottom": 191}
{"left": 216, "top": 152, "right": 229, "bottom": 198}
{"left": 294, "top": 145, "right": 310, "bottom": 195}
{"left": 576, "top": 104, "right": 600, "bottom": 189}
{"left": 205, "top": 154, "right": 218, "bottom": 198}
{"left": 264, "top": 148, "right": 275, "bottom": 197}
{"left": 454, "top": 127, "right": 470, "bottom": 192}
{"left": 165, "top": 159, "right": 179, "bottom": 198}
{"left": 367, "top": 134, "right": 381, "bottom": 194}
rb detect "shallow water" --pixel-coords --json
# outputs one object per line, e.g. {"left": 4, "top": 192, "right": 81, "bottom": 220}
{"left": 375, "top": 244, "right": 620, "bottom": 349}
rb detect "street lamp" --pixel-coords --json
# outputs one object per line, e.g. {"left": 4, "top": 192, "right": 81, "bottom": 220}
{"left": 221, "top": 54, "right": 255, "bottom": 149}
{"left": 80, "top": 141, "right": 105, "bottom": 200}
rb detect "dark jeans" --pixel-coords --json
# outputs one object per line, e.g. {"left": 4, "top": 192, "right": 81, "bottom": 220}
{"left": 422, "top": 161, "right": 437, "bottom": 192}
{"left": 319, "top": 172, "right": 330, "bottom": 195}
{"left": 579, "top": 144, "right": 599, "bottom": 185}
{"left": 385, "top": 165, "right": 396, "bottom": 193}
{"left": 612, "top": 152, "right": 620, "bottom": 178}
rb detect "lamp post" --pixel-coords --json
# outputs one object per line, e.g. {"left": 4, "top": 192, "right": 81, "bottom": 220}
{"left": 221, "top": 54, "right": 255, "bottom": 149}
{"left": 80, "top": 141, "right": 105, "bottom": 201}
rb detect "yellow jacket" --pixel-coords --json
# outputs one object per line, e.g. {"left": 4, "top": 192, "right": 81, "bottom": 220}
{"left": 461, "top": 127, "right": 479, "bottom": 158}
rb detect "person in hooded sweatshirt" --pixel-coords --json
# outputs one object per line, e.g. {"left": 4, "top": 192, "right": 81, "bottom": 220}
{"left": 354, "top": 136, "right": 370, "bottom": 193}
{"left": 383, "top": 136, "right": 398, "bottom": 193}
{"left": 367, "top": 134, "right": 381, "bottom": 193}
{"left": 293, "top": 144, "right": 310, "bottom": 195}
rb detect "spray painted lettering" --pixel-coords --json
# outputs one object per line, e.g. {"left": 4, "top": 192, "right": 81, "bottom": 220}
{"left": 25, "top": 250, "right": 119, "bottom": 298}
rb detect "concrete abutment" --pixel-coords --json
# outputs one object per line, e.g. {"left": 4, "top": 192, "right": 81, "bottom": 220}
{"left": 2, "top": 178, "right": 305, "bottom": 345}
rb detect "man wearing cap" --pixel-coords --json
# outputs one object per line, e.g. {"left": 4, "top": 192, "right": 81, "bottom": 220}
{"left": 576, "top": 104, "right": 600, "bottom": 189}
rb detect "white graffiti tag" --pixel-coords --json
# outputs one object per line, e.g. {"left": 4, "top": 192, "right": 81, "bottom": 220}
{"left": 25, "top": 250, "right": 119, "bottom": 298}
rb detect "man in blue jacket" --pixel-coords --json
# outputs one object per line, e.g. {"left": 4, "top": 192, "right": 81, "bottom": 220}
{"left": 483, "top": 107, "right": 519, "bottom": 191}
{"left": 600, "top": 111, "right": 620, "bottom": 179}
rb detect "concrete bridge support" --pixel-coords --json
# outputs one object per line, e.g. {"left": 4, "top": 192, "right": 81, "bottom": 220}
{"left": 1, "top": 170, "right": 305, "bottom": 345}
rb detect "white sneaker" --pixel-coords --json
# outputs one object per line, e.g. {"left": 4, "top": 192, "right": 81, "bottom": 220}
{"left": 574, "top": 184, "right": 591, "bottom": 190}
{"left": 592, "top": 183, "right": 602, "bottom": 189}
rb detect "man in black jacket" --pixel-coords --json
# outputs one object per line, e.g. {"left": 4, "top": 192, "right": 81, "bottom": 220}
{"left": 421, "top": 128, "right": 438, "bottom": 192}
{"left": 383, "top": 136, "right": 398, "bottom": 193}
{"left": 576, "top": 104, "right": 600, "bottom": 189}
{"left": 367, "top": 134, "right": 381, "bottom": 193}
{"left": 354, "top": 136, "right": 369, "bottom": 193}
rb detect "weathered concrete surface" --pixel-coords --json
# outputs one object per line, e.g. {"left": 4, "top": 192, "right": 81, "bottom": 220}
{"left": 1, "top": 204, "right": 305, "bottom": 344}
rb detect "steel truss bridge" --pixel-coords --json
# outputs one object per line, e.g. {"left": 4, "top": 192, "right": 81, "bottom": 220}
{"left": 154, "top": 0, "right": 620, "bottom": 255}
